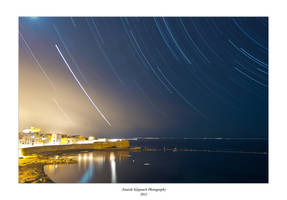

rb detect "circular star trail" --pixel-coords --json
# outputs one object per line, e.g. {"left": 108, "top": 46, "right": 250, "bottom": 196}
{"left": 19, "top": 17, "right": 268, "bottom": 138}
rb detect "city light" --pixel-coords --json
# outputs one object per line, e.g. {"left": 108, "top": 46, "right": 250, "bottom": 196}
{"left": 108, "top": 139, "right": 122, "bottom": 142}
{"left": 109, "top": 152, "right": 117, "bottom": 183}
{"left": 19, "top": 149, "right": 24, "bottom": 158}
{"left": 89, "top": 153, "right": 93, "bottom": 161}
{"left": 19, "top": 128, "right": 99, "bottom": 147}
{"left": 83, "top": 154, "right": 87, "bottom": 161}
{"left": 109, "top": 152, "right": 115, "bottom": 161}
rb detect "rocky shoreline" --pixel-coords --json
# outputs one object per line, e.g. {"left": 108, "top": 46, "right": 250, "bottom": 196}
{"left": 18, "top": 148, "right": 140, "bottom": 183}
{"left": 18, "top": 153, "right": 77, "bottom": 183}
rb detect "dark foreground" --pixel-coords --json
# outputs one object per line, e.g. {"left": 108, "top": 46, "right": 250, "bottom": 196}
{"left": 18, "top": 154, "right": 77, "bottom": 183}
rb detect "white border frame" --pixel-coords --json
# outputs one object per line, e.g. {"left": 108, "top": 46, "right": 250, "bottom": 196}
{"left": 1, "top": 0, "right": 287, "bottom": 199}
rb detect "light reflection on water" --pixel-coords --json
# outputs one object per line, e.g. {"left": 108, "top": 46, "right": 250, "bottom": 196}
{"left": 109, "top": 152, "right": 116, "bottom": 183}
{"left": 44, "top": 150, "right": 268, "bottom": 183}
{"left": 44, "top": 151, "right": 129, "bottom": 183}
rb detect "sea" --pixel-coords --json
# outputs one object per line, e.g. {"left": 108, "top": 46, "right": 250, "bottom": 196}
{"left": 44, "top": 138, "right": 268, "bottom": 183}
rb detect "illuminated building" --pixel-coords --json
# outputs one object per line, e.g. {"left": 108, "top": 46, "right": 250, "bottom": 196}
{"left": 19, "top": 128, "right": 125, "bottom": 148}
{"left": 61, "top": 137, "right": 68, "bottom": 145}
{"left": 51, "top": 133, "right": 59, "bottom": 144}
{"left": 30, "top": 127, "right": 41, "bottom": 133}
{"left": 88, "top": 136, "right": 95, "bottom": 141}
{"left": 22, "top": 127, "right": 41, "bottom": 134}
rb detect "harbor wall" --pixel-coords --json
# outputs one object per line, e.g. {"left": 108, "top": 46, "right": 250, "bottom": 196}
{"left": 20, "top": 140, "right": 130, "bottom": 156}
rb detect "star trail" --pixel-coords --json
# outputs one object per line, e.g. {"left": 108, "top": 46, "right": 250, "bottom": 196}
{"left": 19, "top": 17, "right": 268, "bottom": 138}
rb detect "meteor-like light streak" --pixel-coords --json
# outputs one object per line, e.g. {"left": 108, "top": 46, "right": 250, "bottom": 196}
{"left": 53, "top": 25, "right": 89, "bottom": 85}
{"left": 19, "top": 32, "right": 56, "bottom": 91}
{"left": 55, "top": 44, "right": 112, "bottom": 127}
{"left": 52, "top": 97, "right": 72, "bottom": 123}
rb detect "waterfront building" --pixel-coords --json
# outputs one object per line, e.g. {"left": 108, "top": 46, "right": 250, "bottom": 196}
{"left": 30, "top": 127, "right": 41, "bottom": 133}
{"left": 72, "top": 135, "right": 86, "bottom": 143}
{"left": 19, "top": 132, "right": 41, "bottom": 146}
{"left": 22, "top": 127, "right": 41, "bottom": 134}
{"left": 51, "top": 133, "right": 59, "bottom": 144}
{"left": 95, "top": 138, "right": 107, "bottom": 142}
{"left": 61, "top": 137, "right": 69, "bottom": 145}
{"left": 88, "top": 136, "right": 95, "bottom": 141}
{"left": 19, "top": 129, "right": 107, "bottom": 147}
{"left": 19, "top": 133, "right": 32, "bottom": 146}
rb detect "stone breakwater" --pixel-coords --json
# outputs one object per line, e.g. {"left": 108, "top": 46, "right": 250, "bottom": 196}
{"left": 20, "top": 140, "right": 130, "bottom": 156}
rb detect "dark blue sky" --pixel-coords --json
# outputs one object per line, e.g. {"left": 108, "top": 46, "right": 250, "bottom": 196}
{"left": 19, "top": 17, "right": 268, "bottom": 138}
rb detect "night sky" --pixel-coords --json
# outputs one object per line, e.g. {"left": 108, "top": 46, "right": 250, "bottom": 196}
{"left": 19, "top": 17, "right": 268, "bottom": 138}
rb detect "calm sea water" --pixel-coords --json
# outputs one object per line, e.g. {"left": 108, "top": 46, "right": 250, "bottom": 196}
{"left": 44, "top": 139, "right": 268, "bottom": 183}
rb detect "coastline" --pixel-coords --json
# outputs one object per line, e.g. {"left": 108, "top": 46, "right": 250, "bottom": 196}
{"left": 18, "top": 146, "right": 267, "bottom": 183}
{"left": 18, "top": 147, "right": 140, "bottom": 183}
{"left": 19, "top": 140, "right": 131, "bottom": 183}
{"left": 19, "top": 153, "right": 78, "bottom": 183}
{"left": 20, "top": 140, "right": 130, "bottom": 156}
